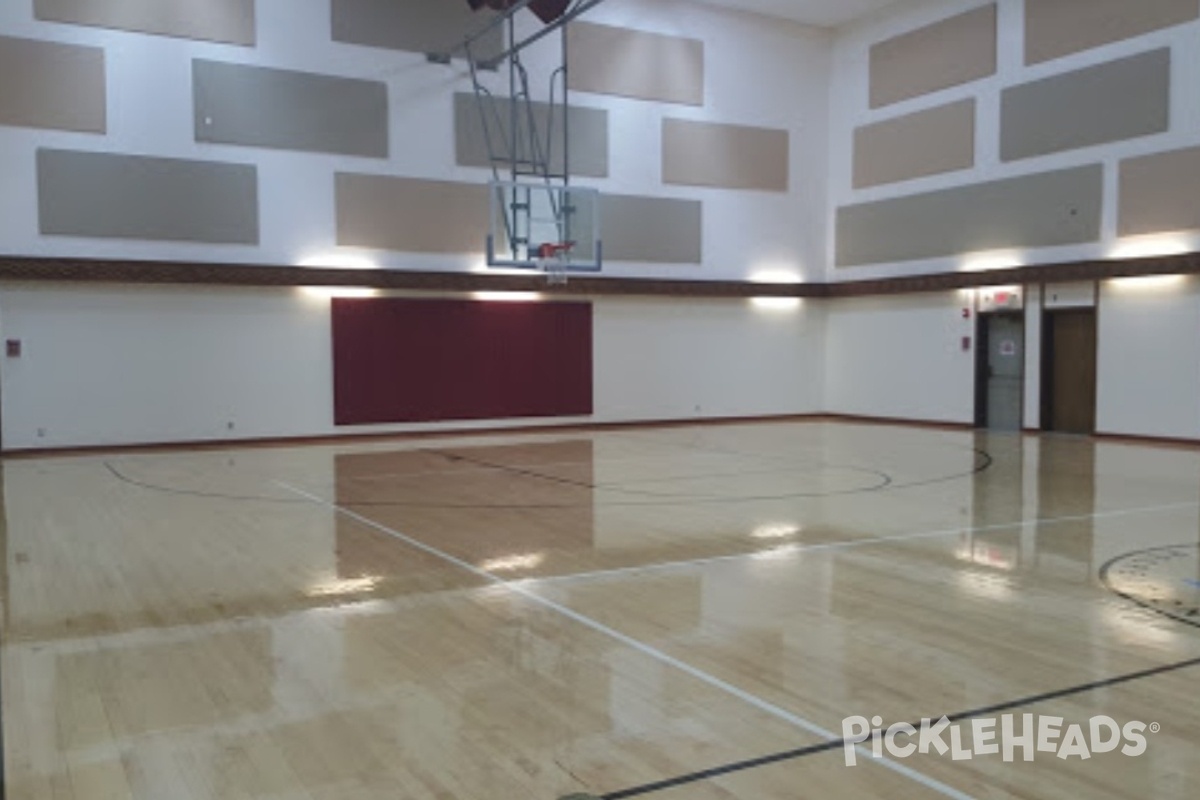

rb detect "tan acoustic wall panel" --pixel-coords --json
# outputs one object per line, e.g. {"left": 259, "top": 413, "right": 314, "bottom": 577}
{"left": 38, "top": 149, "right": 259, "bottom": 244}
{"left": 35, "top": 0, "right": 255, "bottom": 46}
{"left": 662, "top": 119, "right": 789, "bottom": 192}
{"left": 1119, "top": 145, "right": 1200, "bottom": 236}
{"left": 194, "top": 60, "right": 388, "bottom": 158}
{"left": 336, "top": 174, "right": 488, "bottom": 253}
{"left": 836, "top": 165, "right": 1103, "bottom": 267}
{"left": 0, "top": 36, "right": 105, "bottom": 133}
{"left": 567, "top": 22, "right": 704, "bottom": 106}
{"left": 870, "top": 4, "right": 997, "bottom": 108}
{"left": 1026, "top": 0, "right": 1198, "bottom": 65}
{"left": 853, "top": 99, "right": 975, "bottom": 189}
{"left": 1001, "top": 49, "right": 1170, "bottom": 162}
{"left": 454, "top": 93, "right": 609, "bottom": 178}
{"left": 332, "top": 0, "right": 502, "bottom": 60}
{"left": 601, "top": 194, "right": 702, "bottom": 264}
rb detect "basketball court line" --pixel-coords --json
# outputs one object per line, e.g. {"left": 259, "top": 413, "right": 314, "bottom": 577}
{"left": 528, "top": 499, "right": 1200, "bottom": 586}
{"left": 274, "top": 480, "right": 978, "bottom": 800}
{"left": 598, "top": 651, "right": 1200, "bottom": 799}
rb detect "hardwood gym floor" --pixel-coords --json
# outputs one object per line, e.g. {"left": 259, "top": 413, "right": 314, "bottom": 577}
{"left": 2, "top": 420, "right": 1198, "bottom": 799}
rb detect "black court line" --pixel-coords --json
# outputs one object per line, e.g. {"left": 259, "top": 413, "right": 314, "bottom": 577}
{"left": 593, "top": 653, "right": 1200, "bottom": 800}
{"left": 1099, "top": 544, "right": 1200, "bottom": 631}
{"left": 424, "top": 447, "right": 897, "bottom": 502}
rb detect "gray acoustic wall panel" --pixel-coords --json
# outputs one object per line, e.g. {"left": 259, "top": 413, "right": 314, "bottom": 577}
{"left": 35, "top": 0, "right": 255, "bottom": 46}
{"left": 1119, "top": 145, "right": 1200, "bottom": 236}
{"left": 336, "top": 174, "right": 488, "bottom": 253}
{"left": 194, "top": 60, "right": 388, "bottom": 158}
{"left": 567, "top": 22, "right": 704, "bottom": 106}
{"left": 662, "top": 119, "right": 789, "bottom": 192}
{"left": 601, "top": 194, "right": 702, "bottom": 264}
{"left": 853, "top": 99, "right": 975, "bottom": 189}
{"left": 0, "top": 36, "right": 105, "bottom": 133}
{"left": 1000, "top": 49, "right": 1170, "bottom": 162}
{"left": 1026, "top": 0, "right": 1198, "bottom": 66}
{"left": 454, "top": 93, "right": 609, "bottom": 178}
{"left": 332, "top": 0, "right": 502, "bottom": 61}
{"left": 835, "top": 165, "right": 1103, "bottom": 267}
{"left": 38, "top": 149, "right": 258, "bottom": 244}
{"left": 870, "top": 5, "right": 997, "bottom": 108}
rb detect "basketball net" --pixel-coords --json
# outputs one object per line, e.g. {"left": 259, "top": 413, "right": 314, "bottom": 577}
{"left": 535, "top": 241, "right": 574, "bottom": 286}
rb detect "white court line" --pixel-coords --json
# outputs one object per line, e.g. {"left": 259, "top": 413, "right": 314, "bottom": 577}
{"left": 529, "top": 500, "right": 1200, "bottom": 586}
{"left": 275, "top": 480, "right": 977, "bottom": 800}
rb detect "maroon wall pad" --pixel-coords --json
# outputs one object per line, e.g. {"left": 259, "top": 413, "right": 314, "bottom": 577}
{"left": 332, "top": 298, "right": 593, "bottom": 425}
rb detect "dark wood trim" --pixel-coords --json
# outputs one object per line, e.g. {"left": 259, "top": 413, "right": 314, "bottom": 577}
{"left": 1094, "top": 432, "right": 1200, "bottom": 450}
{"left": 0, "top": 256, "right": 816, "bottom": 299}
{"left": 4, "top": 250, "right": 1200, "bottom": 299}
{"left": 819, "top": 413, "right": 975, "bottom": 431}
{"left": 825, "top": 252, "right": 1200, "bottom": 298}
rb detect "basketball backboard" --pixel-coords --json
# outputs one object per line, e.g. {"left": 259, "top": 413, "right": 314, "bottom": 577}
{"left": 487, "top": 180, "right": 602, "bottom": 272}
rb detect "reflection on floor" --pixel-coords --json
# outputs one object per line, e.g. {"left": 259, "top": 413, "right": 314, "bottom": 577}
{"left": 3, "top": 422, "right": 1200, "bottom": 799}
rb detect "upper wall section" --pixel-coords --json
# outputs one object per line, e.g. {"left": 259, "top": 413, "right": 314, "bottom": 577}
{"left": 869, "top": 5, "right": 997, "bottom": 109}
{"left": 0, "top": 35, "right": 106, "bottom": 134}
{"left": 1025, "top": 0, "right": 1199, "bottom": 66}
{"left": 331, "top": 0, "right": 502, "bottom": 59}
{"left": 0, "top": 0, "right": 829, "bottom": 283}
{"left": 34, "top": 0, "right": 255, "bottom": 46}
{"left": 830, "top": 0, "right": 1200, "bottom": 278}
{"left": 567, "top": 22, "right": 705, "bottom": 106}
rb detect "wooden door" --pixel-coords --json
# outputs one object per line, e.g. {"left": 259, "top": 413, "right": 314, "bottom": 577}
{"left": 1044, "top": 309, "right": 1097, "bottom": 434}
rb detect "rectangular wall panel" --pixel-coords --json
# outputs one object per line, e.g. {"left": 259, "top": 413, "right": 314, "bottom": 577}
{"left": 662, "top": 119, "right": 788, "bottom": 192}
{"left": 870, "top": 5, "right": 997, "bottom": 108}
{"left": 567, "top": 22, "right": 704, "bottom": 106}
{"left": 336, "top": 174, "right": 488, "bottom": 253}
{"left": 601, "top": 194, "right": 703, "bottom": 264}
{"left": 1026, "top": 0, "right": 1198, "bottom": 65}
{"left": 0, "top": 36, "right": 105, "bottom": 133}
{"left": 853, "top": 99, "right": 975, "bottom": 188}
{"left": 332, "top": 298, "right": 592, "bottom": 425}
{"left": 835, "top": 165, "right": 1103, "bottom": 267}
{"left": 332, "top": 0, "right": 502, "bottom": 60}
{"left": 194, "top": 60, "right": 388, "bottom": 158}
{"left": 35, "top": 0, "right": 255, "bottom": 46}
{"left": 1119, "top": 145, "right": 1200, "bottom": 236}
{"left": 1001, "top": 49, "right": 1170, "bottom": 162}
{"left": 454, "top": 93, "right": 609, "bottom": 178}
{"left": 38, "top": 149, "right": 258, "bottom": 244}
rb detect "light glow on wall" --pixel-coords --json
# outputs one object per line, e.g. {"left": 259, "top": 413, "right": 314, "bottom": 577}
{"left": 299, "top": 286, "right": 381, "bottom": 299}
{"left": 959, "top": 250, "right": 1025, "bottom": 272}
{"left": 750, "top": 268, "right": 803, "bottom": 284}
{"left": 299, "top": 253, "right": 379, "bottom": 270}
{"left": 1107, "top": 274, "right": 1187, "bottom": 291}
{"left": 750, "top": 297, "right": 802, "bottom": 311}
{"left": 472, "top": 291, "right": 544, "bottom": 302}
{"left": 1108, "top": 235, "right": 1193, "bottom": 260}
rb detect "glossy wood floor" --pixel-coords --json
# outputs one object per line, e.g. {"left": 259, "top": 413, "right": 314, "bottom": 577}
{"left": 3, "top": 421, "right": 1199, "bottom": 800}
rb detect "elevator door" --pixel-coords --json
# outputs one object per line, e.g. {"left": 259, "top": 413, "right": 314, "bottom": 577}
{"left": 981, "top": 314, "right": 1025, "bottom": 431}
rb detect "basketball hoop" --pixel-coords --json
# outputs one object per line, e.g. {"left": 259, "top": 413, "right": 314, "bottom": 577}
{"left": 535, "top": 241, "right": 574, "bottom": 286}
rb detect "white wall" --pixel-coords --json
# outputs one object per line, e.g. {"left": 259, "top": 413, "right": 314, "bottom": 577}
{"left": 827, "top": 0, "right": 1200, "bottom": 281}
{"left": 0, "top": 284, "right": 824, "bottom": 450}
{"left": 823, "top": 291, "right": 976, "bottom": 423}
{"left": 595, "top": 296, "right": 823, "bottom": 421}
{"left": 0, "top": 0, "right": 831, "bottom": 283}
{"left": 1097, "top": 276, "right": 1200, "bottom": 440}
